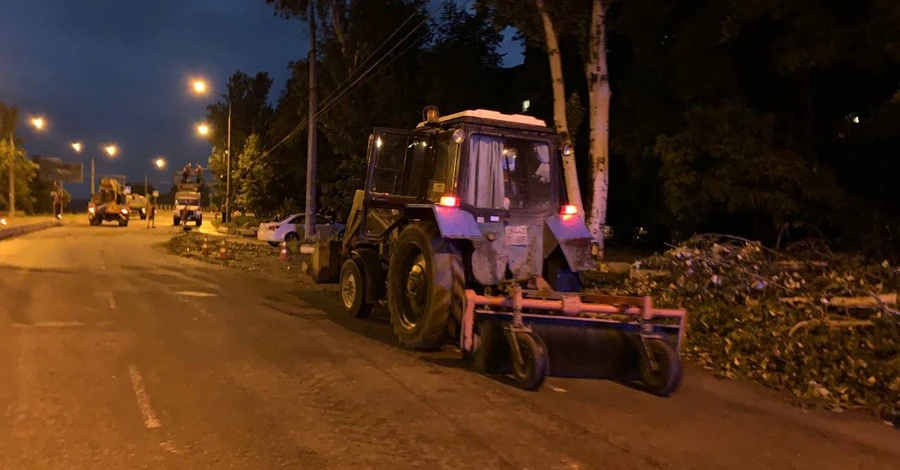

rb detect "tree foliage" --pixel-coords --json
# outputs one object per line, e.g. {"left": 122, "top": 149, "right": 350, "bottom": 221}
{"left": 0, "top": 102, "right": 39, "bottom": 214}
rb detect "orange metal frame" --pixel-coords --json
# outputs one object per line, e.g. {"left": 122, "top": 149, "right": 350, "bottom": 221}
{"left": 461, "top": 288, "right": 688, "bottom": 355}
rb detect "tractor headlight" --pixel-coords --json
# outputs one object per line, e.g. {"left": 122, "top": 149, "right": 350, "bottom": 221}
{"left": 452, "top": 128, "right": 465, "bottom": 144}
{"left": 562, "top": 143, "right": 574, "bottom": 157}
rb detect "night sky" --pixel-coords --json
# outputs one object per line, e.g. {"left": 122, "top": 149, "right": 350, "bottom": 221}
{"left": 0, "top": 0, "right": 523, "bottom": 198}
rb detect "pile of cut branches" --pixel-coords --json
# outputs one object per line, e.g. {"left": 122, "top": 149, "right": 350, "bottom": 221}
{"left": 591, "top": 234, "right": 900, "bottom": 421}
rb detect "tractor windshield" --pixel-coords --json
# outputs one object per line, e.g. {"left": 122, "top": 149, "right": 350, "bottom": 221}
{"left": 463, "top": 133, "right": 553, "bottom": 211}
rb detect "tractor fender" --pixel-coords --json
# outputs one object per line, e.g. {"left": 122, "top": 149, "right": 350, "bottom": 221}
{"left": 405, "top": 204, "right": 482, "bottom": 240}
{"left": 350, "top": 248, "right": 385, "bottom": 304}
{"left": 543, "top": 214, "right": 595, "bottom": 272}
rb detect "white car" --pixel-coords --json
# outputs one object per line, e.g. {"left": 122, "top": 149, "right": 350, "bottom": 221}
{"left": 257, "top": 213, "right": 345, "bottom": 246}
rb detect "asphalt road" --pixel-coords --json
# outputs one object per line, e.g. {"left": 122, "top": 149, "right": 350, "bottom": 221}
{"left": 0, "top": 221, "right": 897, "bottom": 469}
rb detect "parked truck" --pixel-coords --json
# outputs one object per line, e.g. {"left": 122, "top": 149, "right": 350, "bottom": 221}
{"left": 172, "top": 175, "right": 202, "bottom": 226}
{"left": 88, "top": 176, "right": 131, "bottom": 226}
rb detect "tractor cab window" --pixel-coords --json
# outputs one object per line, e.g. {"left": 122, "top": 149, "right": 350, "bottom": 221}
{"left": 463, "top": 134, "right": 553, "bottom": 211}
{"left": 427, "top": 131, "right": 460, "bottom": 202}
{"left": 368, "top": 131, "right": 430, "bottom": 199}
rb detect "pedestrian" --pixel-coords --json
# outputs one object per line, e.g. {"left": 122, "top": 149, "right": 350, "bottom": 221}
{"left": 149, "top": 203, "right": 156, "bottom": 228}
{"left": 181, "top": 164, "right": 192, "bottom": 184}
{"left": 194, "top": 163, "right": 204, "bottom": 184}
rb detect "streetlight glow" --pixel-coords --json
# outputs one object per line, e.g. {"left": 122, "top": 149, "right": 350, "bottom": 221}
{"left": 196, "top": 123, "right": 210, "bottom": 136}
{"left": 154, "top": 157, "right": 166, "bottom": 169}
{"left": 105, "top": 145, "right": 118, "bottom": 157}
{"left": 71, "top": 142, "right": 83, "bottom": 153}
{"left": 192, "top": 79, "right": 208, "bottom": 95}
{"left": 30, "top": 117, "right": 45, "bottom": 130}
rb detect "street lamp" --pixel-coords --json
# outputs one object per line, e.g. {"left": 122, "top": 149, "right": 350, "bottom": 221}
{"left": 145, "top": 156, "right": 167, "bottom": 228}
{"left": 71, "top": 142, "right": 82, "bottom": 153}
{"left": 190, "top": 77, "right": 232, "bottom": 223}
{"left": 196, "top": 123, "right": 210, "bottom": 136}
{"left": 86, "top": 143, "right": 119, "bottom": 194}
{"left": 30, "top": 117, "right": 45, "bottom": 130}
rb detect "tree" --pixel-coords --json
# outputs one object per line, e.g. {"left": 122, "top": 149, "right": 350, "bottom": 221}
{"left": 235, "top": 134, "right": 276, "bottom": 216}
{"left": 0, "top": 138, "right": 38, "bottom": 214}
{"left": 204, "top": 71, "right": 275, "bottom": 208}
{"left": 477, "top": 0, "right": 584, "bottom": 214}
{"left": 584, "top": 0, "right": 612, "bottom": 255}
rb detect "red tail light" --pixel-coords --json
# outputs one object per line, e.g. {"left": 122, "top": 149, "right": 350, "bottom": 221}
{"left": 561, "top": 204, "right": 578, "bottom": 215}
{"left": 439, "top": 195, "right": 460, "bottom": 207}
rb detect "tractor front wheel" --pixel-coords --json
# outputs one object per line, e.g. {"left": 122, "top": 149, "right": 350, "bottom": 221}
{"left": 387, "top": 222, "right": 463, "bottom": 350}
{"left": 340, "top": 258, "right": 373, "bottom": 318}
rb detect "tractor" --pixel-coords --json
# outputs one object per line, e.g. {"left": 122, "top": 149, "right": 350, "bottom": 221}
{"left": 323, "top": 107, "right": 686, "bottom": 393}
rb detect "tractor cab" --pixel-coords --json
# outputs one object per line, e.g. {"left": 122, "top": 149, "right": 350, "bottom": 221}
{"left": 346, "top": 107, "right": 594, "bottom": 288}
{"left": 366, "top": 108, "right": 564, "bottom": 215}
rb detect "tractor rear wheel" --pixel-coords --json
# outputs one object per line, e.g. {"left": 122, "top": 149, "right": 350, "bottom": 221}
{"left": 387, "top": 222, "right": 463, "bottom": 350}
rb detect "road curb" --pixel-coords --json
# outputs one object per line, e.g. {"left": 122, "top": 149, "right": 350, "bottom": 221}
{"left": 0, "top": 220, "right": 62, "bottom": 241}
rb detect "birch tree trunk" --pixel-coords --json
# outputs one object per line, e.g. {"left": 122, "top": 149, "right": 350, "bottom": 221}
{"left": 536, "top": 0, "right": 583, "bottom": 213}
{"left": 586, "top": 0, "right": 611, "bottom": 258}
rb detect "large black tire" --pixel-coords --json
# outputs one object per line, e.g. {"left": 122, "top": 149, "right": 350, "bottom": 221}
{"left": 387, "top": 221, "right": 464, "bottom": 350}
{"left": 340, "top": 258, "right": 373, "bottom": 318}
{"left": 544, "top": 250, "right": 583, "bottom": 293}
{"left": 639, "top": 338, "right": 683, "bottom": 396}
{"left": 285, "top": 232, "right": 300, "bottom": 242}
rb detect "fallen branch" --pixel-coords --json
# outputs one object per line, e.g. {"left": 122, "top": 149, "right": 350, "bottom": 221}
{"left": 788, "top": 318, "right": 875, "bottom": 336}
{"left": 779, "top": 293, "right": 897, "bottom": 309}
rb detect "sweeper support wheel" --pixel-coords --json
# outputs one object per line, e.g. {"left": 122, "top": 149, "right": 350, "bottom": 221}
{"left": 638, "top": 337, "right": 682, "bottom": 396}
{"left": 507, "top": 329, "right": 549, "bottom": 390}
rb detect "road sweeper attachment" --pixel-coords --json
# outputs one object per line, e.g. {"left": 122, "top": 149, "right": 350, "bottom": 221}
{"left": 325, "top": 107, "right": 688, "bottom": 394}
{"left": 461, "top": 285, "right": 686, "bottom": 394}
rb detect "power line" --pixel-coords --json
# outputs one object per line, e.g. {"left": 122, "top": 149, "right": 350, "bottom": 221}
{"left": 263, "top": 0, "right": 448, "bottom": 155}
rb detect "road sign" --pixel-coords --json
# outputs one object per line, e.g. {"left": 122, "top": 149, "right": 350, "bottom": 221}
{"left": 33, "top": 156, "right": 83, "bottom": 183}
{"left": 152, "top": 190, "right": 160, "bottom": 197}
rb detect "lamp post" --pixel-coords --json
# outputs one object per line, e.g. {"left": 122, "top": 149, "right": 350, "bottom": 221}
{"left": 147, "top": 157, "right": 166, "bottom": 228}
{"left": 190, "top": 78, "right": 232, "bottom": 223}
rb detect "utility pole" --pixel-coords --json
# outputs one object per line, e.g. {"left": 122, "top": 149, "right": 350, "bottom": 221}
{"left": 225, "top": 101, "right": 233, "bottom": 223}
{"left": 90, "top": 157, "right": 95, "bottom": 194}
{"left": 6, "top": 133, "right": 13, "bottom": 218}
{"left": 145, "top": 173, "right": 150, "bottom": 229}
{"left": 305, "top": 0, "right": 318, "bottom": 239}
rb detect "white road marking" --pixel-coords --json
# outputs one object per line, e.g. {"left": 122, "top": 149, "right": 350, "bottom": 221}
{"left": 12, "top": 321, "right": 86, "bottom": 329}
{"left": 127, "top": 365, "right": 161, "bottom": 429}
{"left": 174, "top": 291, "right": 216, "bottom": 297}
{"left": 548, "top": 384, "right": 568, "bottom": 393}
{"left": 107, "top": 292, "right": 117, "bottom": 309}
{"left": 159, "top": 440, "right": 185, "bottom": 454}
